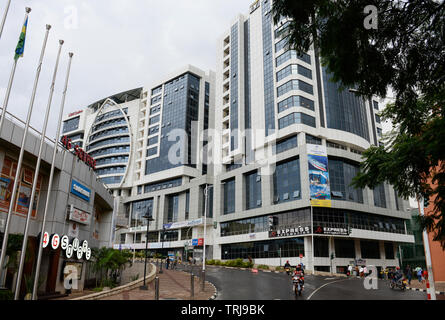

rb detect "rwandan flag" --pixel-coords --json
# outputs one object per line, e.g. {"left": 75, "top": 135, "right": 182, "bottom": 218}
{"left": 14, "top": 17, "right": 28, "bottom": 60}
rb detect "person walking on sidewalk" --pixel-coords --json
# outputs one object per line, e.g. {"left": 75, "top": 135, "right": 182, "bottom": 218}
{"left": 166, "top": 256, "right": 170, "bottom": 270}
{"left": 406, "top": 266, "right": 412, "bottom": 285}
{"left": 417, "top": 267, "right": 423, "bottom": 283}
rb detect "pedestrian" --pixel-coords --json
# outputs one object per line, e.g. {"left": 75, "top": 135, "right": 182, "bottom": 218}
{"left": 417, "top": 268, "right": 423, "bottom": 283}
{"left": 173, "top": 258, "right": 177, "bottom": 270}
{"left": 347, "top": 265, "right": 353, "bottom": 277}
{"left": 363, "top": 266, "right": 368, "bottom": 277}
{"left": 406, "top": 267, "right": 412, "bottom": 285}
{"left": 422, "top": 269, "right": 428, "bottom": 284}
{"left": 359, "top": 266, "right": 364, "bottom": 278}
{"left": 166, "top": 256, "right": 170, "bottom": 269}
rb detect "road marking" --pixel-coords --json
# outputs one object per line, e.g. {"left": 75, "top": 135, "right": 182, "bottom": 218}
{"left": 306, "top": 278, "right": 350, "bottom": 300}
{"left": 324, "top": 277, "right": 336, "bottom": 280}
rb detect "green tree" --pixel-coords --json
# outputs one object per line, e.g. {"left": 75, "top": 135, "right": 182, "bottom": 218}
{"left": 91, "top": 247, "right": 133, "bottom": 287}
{"left": 272, "top": 0, "right": 445, "bottom": 247}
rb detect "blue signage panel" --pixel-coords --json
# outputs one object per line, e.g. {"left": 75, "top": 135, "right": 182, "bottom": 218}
{"left": 192, "top": 238, "right": 199, "bottom": 246}
{"left": 70, "top": 180, "right": 91, "bottom": 202}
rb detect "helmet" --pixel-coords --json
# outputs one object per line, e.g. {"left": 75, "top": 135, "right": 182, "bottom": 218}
{"left": 396, "top": 267, "right": 400, "bottom": 270}
{"left": 298, "top": 264, "right": 301, "bottom": 267}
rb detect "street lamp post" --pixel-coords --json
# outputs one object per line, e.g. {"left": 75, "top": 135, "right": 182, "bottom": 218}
{"left": 159, "top": 227, "right": 166, "bottom": 274}
{"left": 201, "top": 184, "right": 212, "bottom": 291}
{"left": 140, "top": 208, "right": 154, "bottom": 290}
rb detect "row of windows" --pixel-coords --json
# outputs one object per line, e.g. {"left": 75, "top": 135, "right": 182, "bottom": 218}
{"left": 306, "top": 134, "right": 322, "bottom": 145}
{"left": 150, "top": 105, "right": 161, "bottom": 115}
{"left": 149, "top": 125, "right": 160, "bottom": 135}
{"left": 262, "top": 0, "right": 275, "bottom": 136}
{"left": 94, "top": 108, "right": 127, "bottom": 124}
{"left": 278, "top": 112, "right": 316, "bottom": 129}
{"left": 328, "top": 158, "right": 363, "bottom": 203}
{"left": 147, "top": 136, "right": 158, "bottom": 146}
{"left": 86, "top": 136, "right": 129, "bottom": 151}
{"left": 92, "top": 118, "right": 127, "bottom": 133}
{"left": 221, "top": 238, "right": 305, "bottom": 260}
{"left": 95, "top": 166, "right": 126, "bottom": 176}
{"left": 95, "top": 155, "right": 129, "bottom": 167}
{"left": 137, "top": 178, "right": 183, "bottom": 195}
{"left": 67, "top": 133, "right": 84, "bottom": 142}
{"left": 99, "top": 175, "right": 123, "bottom": 185}
{"left": 277, "top": 79, "right": 313, "bottom": 97}
{"left": 220, "top": 207, "right": 407, "bottom": 238}
{"left": 276, "top": 50, "right": 311, "bottom": 67}
{"left": 149, "top": 114, "right": 160, "bottom": 125}
{"left": 276, "top": 64, "right": 312, "bottom": 82}
{"left": 89, "top": 145, "right": 129, "bottom": 157}
{"left": 274, "top": 135, "right": 298, "bottom": 154}
{"left": 151, "top": 86, "right": 162, "bottom": 96}
{"left": 89, "top": 126, "right": 128, "bottom": 143}
{"left": 277, "top": 95, "right": 315, "bottom": 113}
{"left": 230, "top": 22, "right": 239, "bottom": 150}
{"left": 146, "top": 147, "right": 157, "bottom": 157}
{"left": 151, "top": 95, "right": 162, "bottom": 105}
{"left": 62, "top": 116, "right": 80, "bottom": 133}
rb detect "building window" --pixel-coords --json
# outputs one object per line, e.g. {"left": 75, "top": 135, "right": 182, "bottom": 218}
{"left": 273, "top": 158, "right": 301, "bottom": 204}
{"left": 360, "top": 240, "right": 381, "bottom": 259}
{"left": 120, "top": 234, "right": 126, "bottom": 244}
{"left": 148, "top": 136, "right": 158, "bottom": 146}
{"left": 221, "top": 238, "right": 304, "bottom": 260}
{"left": 373, "top": 183, "right": 387, "bottom": 208}
{"left": 335, "top": 239, "right": 356, "bottom": 258}
{"left": 131, "top": 199, "right": 153, "bottom": 227}
{"left": 278, "top": 112, "right": 316, "bottom": 129}
{"left": 314, "top": 237, "right": 329, "bottom": 257}
{"left": 223, "top": 178, "right": 236, "bottom": 215}
{"left": 384, "top": 242, "right": 394, "bottom": 259}
{"left": 63, "top": 116, "right": 80, "bottom": 133}
{"left": 328, "top": 158, "right": 363, "bottom": 203}
{"left": 274, "top": 135, "right": 298, "bottom": 154}
{"left": 146, "top": 147, "right": 157, "bottom": 157}
{"left": 201, "top": 185, "right": 213, "bottom": 218}
{"left": 166, "top": 194, "right": 179, "bottom": 223}
{"left": 245, "top": 170, "right": 262, "bottom": 210}
{"left": 185, "top": 191, "right": 190, "bottom": 220}
{"left": 278, "top": 95, "right": 315, "bottom": 113}
{"left": 306, "top": 134, "right": 322, "bottom": 145}
{"left": 181, "top": 227, "right": 192, "bottom": 240}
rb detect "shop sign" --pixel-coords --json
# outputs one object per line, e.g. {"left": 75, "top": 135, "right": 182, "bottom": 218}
{"left": 42, "top": 231, "right": 91, "bottom": 260}
{"left": 163, "top": 218, "right": 203, "bottom": 230}
{"left": 61, "top": 135, "right": 96, "bottom": 169}
{"left": 68, "top": 110, "right": 83, "bottom": 117}
{"left": 269, "top": 226, "right": 311, "bottom": 238}
{"left": 70, "top": 180, "right": 91, "bottom": 202}
{"left": 69, "top": 205, "right": 91, "bottom": 225}
{"left": 313, "top": 226, "right": 350, "bottom": 235}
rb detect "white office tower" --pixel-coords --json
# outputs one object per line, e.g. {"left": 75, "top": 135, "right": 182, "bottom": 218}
{"left": 62, "top": 66, "right": 216, "bottom": 260}
{"left": 211, "top": 0, "right": 414, "bottom": 272}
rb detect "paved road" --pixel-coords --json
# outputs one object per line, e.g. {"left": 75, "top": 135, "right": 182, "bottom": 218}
{"left": 178, "top": 265, "right": 428, "bottom": 300}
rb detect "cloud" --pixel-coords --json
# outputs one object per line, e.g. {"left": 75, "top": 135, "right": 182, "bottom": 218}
{"left": 0, "top": 0, "right": 252, "bottom": 139}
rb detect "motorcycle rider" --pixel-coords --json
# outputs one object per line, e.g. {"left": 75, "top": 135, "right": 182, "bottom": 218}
{"left": 284, "top": 260, "right": 291, "bottom": 269}
{"left": 292, "top": 264, "right": 305, "bottom": 292}
{"left": 392, "top": 267, "right": 403, "bottom": 286}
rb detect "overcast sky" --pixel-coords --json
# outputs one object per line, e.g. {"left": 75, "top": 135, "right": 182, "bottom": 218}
{"left": 0, "top": 0, "right": 252, "bottom": 138}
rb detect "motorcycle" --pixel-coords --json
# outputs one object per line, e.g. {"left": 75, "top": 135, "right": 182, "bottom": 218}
{"left": 390, "top": 278, "right": 407, "bottom": 291}
{"left": 292, "top": 275, "right": 304, "bottom": 296}
{"left": 285, "top": 267, "right": 291, "bottom": 275}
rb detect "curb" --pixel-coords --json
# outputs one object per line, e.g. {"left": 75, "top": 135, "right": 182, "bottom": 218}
{"left": 406, "top": 286, "right": 445, "bottom": 295}
{"left": 72, "top": 263, "right": 157, "bottom": 300}
{"left": 178, "top": 269, "right": 218, "bottom": 300}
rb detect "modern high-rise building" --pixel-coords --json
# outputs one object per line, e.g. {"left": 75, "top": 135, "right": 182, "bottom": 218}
{"left": 210, "top": 0, "right": 414, "bottom": 272}
{"left": 62, "top": 65, "right": 216, "bottom": 261}
{"left": 62, "top": 1, "right": 415, "bottom": 272}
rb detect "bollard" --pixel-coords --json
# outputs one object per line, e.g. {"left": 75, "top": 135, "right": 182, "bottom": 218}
{"left": 190, "top": 273, "right": 194, "bottom": 299}
{"left": 155, "top": 276, "right": 160, "bottom": 300}
{"left": 201, "top": 270, "right": 206, "bottom": 292}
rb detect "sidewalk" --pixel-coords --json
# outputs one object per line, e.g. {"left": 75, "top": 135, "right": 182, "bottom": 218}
{"left": 406, "top": 280, "right": 445, "bottom": 294}
{"left": 99, "top": 268, "right": 216, "bottom": 300}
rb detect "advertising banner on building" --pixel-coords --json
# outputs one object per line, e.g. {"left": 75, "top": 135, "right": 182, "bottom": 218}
{"left": 69, "top": 206, "right": 91, "bottom": 225}
{"left": 70, "top": 179, "right": 91, "bottom": 202}
{"left": 163, "top": 218, "right": 203, "bottom": 230}
{"left": 313, "top": 225, "right": 350, "bottom": 235}
{"left": 307, "top": 144, "right": 332, "bottom": 207}
{"left": 0, "top": 156, "right": 41, "bottom": 218}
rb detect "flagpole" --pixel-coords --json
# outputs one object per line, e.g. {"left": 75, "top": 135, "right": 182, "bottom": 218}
{"left": 14, "top": 39, "right": 64, "bottom": 300}
{"left": 0, "top": 24, "right": 51, "bottom": 288}
{"left": 32, "top": 52, "right": 74, "bottom": 300}
{"left": 0, "top": 7, "right": 31, "bottom": 135}
{"left": 0, "top": 0, "right": 12, "bottom": 40}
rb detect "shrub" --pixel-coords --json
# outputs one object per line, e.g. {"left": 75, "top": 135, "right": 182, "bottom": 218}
{"left": 257, "top": 264, "right": 269, "bottom": 270}
{"left": 92, "top": 287, "right": 103, "bottom": 292}
{"left": 206, "top": 260, "right": 215, "bottom": 265}
{"left": 242, "top": 261, "right": 254, "bottom": 268}
{"left": 214, "top": 260, "right": 222, "bottom": 266}
{"left": 0, "top": 290, "right": 13, "bottom": 300}
{"left": 234, "top": 258, "right": 244, "bottom": 267}
{"left": 275, "top": 266, "right": 284, "bottom": 271}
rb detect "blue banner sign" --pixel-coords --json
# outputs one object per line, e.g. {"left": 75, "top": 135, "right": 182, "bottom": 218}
{"left": 70, "top": 180, "right": 91, "bottom": 202}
